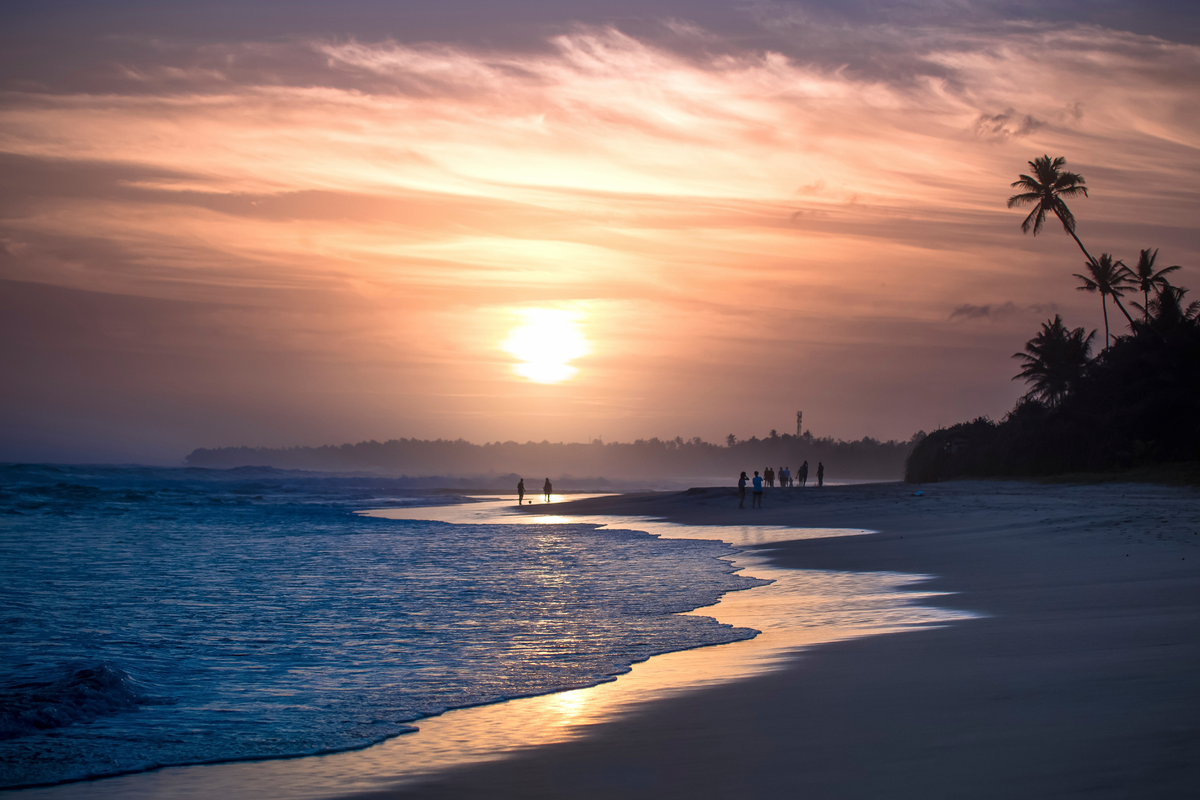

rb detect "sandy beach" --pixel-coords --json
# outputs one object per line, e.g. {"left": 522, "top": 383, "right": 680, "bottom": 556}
{"left": 355, "top": 479, "right": 1200, "bottom": 799}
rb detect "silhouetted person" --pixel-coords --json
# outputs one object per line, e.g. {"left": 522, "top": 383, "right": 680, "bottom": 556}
{"left": 517, "top": 478, "right": 525, "bottom": 505}
{"left": 817, "top": 462, "right": 824, "bottom": 487}
{"left": 800, "top": 460, "right": 809, "bottom": 487}
{"left": 738, "top": 471, "right": 748, "bottom": 508}
{"left": 752, "top": 471, "right": 763, "bottom": 507}
{"left": 765, "top": 466, "right": 774, "bottom": 488}
{"left": 543, "top": 478, "right": 552, "bottom": 502}
{"left": 781, "top": 466, "right": 789, "bottom": 488}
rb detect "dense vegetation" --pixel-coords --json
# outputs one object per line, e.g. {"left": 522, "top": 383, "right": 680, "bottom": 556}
{"left": 188, "top": 429, "right": 921, "bottom": 481}
{"left": 907, "top": 156, "right": 1199, "bottom": 482}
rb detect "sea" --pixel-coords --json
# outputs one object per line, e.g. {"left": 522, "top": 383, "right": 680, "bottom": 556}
{"left": 0, "top": 464, "right": 769, "bottom": 790}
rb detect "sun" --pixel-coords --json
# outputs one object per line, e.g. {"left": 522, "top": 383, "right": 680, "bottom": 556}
{"left": 502, "top": 309, "right": 589, "bottom": 383}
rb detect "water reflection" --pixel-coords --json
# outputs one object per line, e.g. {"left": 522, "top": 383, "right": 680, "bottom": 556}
{"left": 15, "top": 497, "right": 971, "bottom": 800}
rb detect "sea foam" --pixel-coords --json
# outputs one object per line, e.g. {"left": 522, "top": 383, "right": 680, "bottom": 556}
{"left": 0, "top": 465, "right": 765, "bottom": 788}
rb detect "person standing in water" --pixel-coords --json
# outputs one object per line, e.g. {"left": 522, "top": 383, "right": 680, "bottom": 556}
{"left": 738, "top": 471, "right": 748, "bottom": 508}
{"left": 517, "top": 478, "right": 525, "bottom": 505}
{"left": 543, "top": 478, "right": 553, "bottom": 502}
{"left": 800, "top": 461, "right": 809, "bottom": 487}
{"left": 817, "top": 462, "right": 824, "bottom": 487}
{"left": 752, "top": 470, "right": 764, "bottom": 508}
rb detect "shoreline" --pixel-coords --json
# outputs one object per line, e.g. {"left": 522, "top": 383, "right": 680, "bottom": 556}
{"left": 10, "top": 479, "right": 1199, "bottom": 798}
{"left": 368, "top": 479, "right": 1200, "bottom": 798}
{"left": 4, "top": 492, "right": 963, "bottom": 799}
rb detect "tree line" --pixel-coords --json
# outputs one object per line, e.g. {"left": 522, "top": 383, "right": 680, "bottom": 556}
{"left": 187, "top": 429, "right": 922, "bottom": 481}
{"left": 907, "top": 156, "right": 1199, "bottom": 481}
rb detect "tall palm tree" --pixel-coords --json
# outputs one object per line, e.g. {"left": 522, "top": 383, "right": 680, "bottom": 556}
{"left": 1074, "top": 254, "right": 1134, "bottom": 346}
{"left": 1007, "top": 155, "right": 1095, "bottom": 263}
{"left": 1122, "top": 248, "right": 1181, "bottom": 323}
{"left": 1012, "top": 315, "right": 1095, "bottom": 407}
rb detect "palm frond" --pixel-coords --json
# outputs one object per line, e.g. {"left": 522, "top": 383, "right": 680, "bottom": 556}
{"left": 1021, "top": 205, "right": 1046, "bottom": 235}
{"left": 1152, "top": 264, "right": 1182, "bottom": 286}
{"left": 1052, "top": 200, "right": 1077, "bottom": 233}
{"left": 1006, "top": 191, "right": 1041, "bottom": 208}
{"left": 1054, "top": 184, "right": 1088, "bottom": 198}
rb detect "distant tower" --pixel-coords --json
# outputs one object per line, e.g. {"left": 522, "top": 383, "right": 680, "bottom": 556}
{"left": 796, "top": 410, "right": 803, "bottom": 437}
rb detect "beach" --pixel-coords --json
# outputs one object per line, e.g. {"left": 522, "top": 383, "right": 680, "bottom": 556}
{"left": 362, "top": 479, "right": 1200, "bottom": 799}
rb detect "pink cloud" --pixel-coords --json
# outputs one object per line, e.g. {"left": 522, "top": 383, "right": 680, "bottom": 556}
{"left": 1, "top": 23, "right": 1198, "bottom": 459}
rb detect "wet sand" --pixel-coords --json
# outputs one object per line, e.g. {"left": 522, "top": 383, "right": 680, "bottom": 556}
{"left": 359, "top": 479, "right": 1200, "bottom": 799}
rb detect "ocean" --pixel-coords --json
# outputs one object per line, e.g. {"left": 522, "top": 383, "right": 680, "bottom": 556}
{"left": 0, "top": 465, "right": 766, "bottom": 789}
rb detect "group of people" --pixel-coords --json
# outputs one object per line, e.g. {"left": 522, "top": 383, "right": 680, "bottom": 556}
{"left": 516, "top": 478, "right": 553, "bottom": 505}
{"left": 760, "top": 462, "right": 812, "bottom": 488}
{"left": 738, "top": 461, "right": 824, "bottom": 508}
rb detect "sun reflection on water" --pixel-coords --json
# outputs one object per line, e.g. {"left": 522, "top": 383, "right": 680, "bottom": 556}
{"left": 38, "top": 497, "right": 974, "bottom": 800}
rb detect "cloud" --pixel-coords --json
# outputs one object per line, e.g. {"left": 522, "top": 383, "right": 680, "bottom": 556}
{"left": 1, "top": 21, "right": 1198, "bottom": 456}
{"left": 973, "top": 108, "right": 1045, "bottom": 140}
{"left": 950, "top": 302, "right": 1060, "bottom": 321}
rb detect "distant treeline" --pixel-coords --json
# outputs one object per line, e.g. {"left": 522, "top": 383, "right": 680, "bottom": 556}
{"left": 186, "top": 431, "right": 922, "bottom": 481}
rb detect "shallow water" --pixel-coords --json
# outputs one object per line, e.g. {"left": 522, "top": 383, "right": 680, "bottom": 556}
{"left": 4, "top": 494, "right": 974, "bottom": 799}
{"left": 0, "top": 468, "right": 763, "bottom": 790}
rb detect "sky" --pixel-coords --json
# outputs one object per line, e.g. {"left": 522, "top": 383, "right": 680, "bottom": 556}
{"left": 2, "top": 0, "right": 1199, "bottom": 464}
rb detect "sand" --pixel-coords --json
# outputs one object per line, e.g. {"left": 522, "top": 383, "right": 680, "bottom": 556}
{"left": 352, "top": 479, "right": 1200, "bottom": 799}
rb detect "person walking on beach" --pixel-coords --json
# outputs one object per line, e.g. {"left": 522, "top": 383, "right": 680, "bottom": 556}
{"left": 817, "top": 462, "right": 824, "bottom": 487}
{"left": 752, "top": 471, "right": 763, "bottom": 507}
{"left": 738, "top": 471, "right": 748, "bottom": 508}
{"left": 800, "top": 461, "right": 809, "bottom": 487}
{"left": 782, "top": 466, "right": 790, "bottom": 488}
{"left": 517, "top": 478, "right": 525, "bottom": 505}
{"left": 543, "top": 478, "right": 553, "bottom": 502}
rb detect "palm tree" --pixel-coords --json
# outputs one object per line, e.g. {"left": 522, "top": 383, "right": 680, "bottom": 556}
{"left": 1007, "top": 155, "right": 1095, "bottom": 263}
{"left": 1012, "top": 315, "right": 1095, "bottom": 407}
{"left": 1073, "top": 254, "right": 1134, "bottom": 346}
{"left": 1134, "top": 285, "right": 1200, "bottom": 334}
{"left": 1122, "top": 248, "right": 1181, "bottom": 323}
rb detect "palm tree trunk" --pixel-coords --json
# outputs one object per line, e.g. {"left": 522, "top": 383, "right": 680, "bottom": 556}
{"left": 1102, "top": 297, "right": 1110, "bottom": 347}
{"left": 1110, "top": 294, "right": 1135, "bottom": 328}
{"left": 1066, "top": 227, "right": 1096, "bottom": 265}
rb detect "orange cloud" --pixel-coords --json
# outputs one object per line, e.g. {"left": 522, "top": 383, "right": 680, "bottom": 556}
{"left": 1, "top": 24, "right": 1198, "bottom": 459}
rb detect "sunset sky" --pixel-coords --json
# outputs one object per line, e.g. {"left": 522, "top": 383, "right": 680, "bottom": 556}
{"left": 3, "top": 1, "right": 1199, "bottom": 464}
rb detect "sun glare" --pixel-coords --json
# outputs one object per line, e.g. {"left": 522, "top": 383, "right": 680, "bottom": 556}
{"left": 502, "top": 309, "right": 589, "bottom": 383}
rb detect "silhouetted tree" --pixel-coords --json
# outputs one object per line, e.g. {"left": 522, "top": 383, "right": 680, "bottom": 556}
{"left": 725, "top": 434, "right": 737, "bottom": 447}
{"left": 1123, "top": 248, "right": 1181, "bottom": 323}
{"left": 1012, "top": 315, "right": 1095, "bottom": 407}
{"left": 1074, "top": 254, "right": 1134, "bottom": 345}
{"left": 1007, "top": 155, "right": 1095, "bottom": 263}
{"left": 1134, "top": 284, "right": 1200, "bottom": 335}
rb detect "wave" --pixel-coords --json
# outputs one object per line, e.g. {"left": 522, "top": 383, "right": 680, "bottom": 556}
{"left": 0, "top": 662, "right": 172, "bottom": 741}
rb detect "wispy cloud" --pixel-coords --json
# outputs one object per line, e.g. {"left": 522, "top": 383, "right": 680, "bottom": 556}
{"left": 1, "top": 21, "right": 1198, "bottom": 456}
